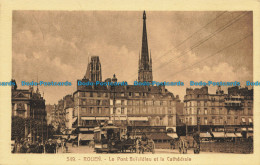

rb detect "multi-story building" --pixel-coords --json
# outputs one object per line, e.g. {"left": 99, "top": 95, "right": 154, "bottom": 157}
{"left": 46, "top": 104, "right": 54, "bottom": 125}
{"left": 181, "top": 86, "right": 253, "bottom": 138}
{"left": 11, "top": 79, "right": 47, "bottom": 142}
{"left": 72, "top": 11, "right": 179, "bottom": 142}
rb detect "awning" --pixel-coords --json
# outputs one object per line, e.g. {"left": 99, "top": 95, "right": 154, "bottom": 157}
{"left": 235, "top": 133, "right": 242, "bottom": 137}
{"left": 81, "top": 117, "right": 109, "bottom": 120}
{"left": 225, "top": 133, "right": 236, "bottom": 138}
{"left": 248, "top": 128, "right": 253, "bottom": 131}
{"left": 96, "top": 117, "right": 109, "bottom": 120}
{"left": 249, "top": 118, "right": 253, "bottom": 123}
{"left": 79, "top": 133, "right": 94, "bottom": 141}
{"left": 167, "top": 133, "right": 178, "bottom": 139}
{"left": 212, "top": 132, "right": 225, "bottom": 138}
{"left": 128, "top": 117, "right": 148, "bottom": 121}
{"left": 248, "top": 133, "right": 253, "bottom": 137}
{"left": 148, "top": 133, "right": 173, "bottom": 140}
{"left": 241, "top": 128, "right": 247, "bottom": 131}
{"left": 241, "top": 118, "right": 246, "bottom": 123}
{"left": 79, "top": 128, "right": 91, "bottom": 132}
{"left": 81, "top": 117, "right": 95, "bottom": 120}
{"left": 200, "top": 132, "right": 212, "bottom": 138}
{"left": 111, "top": 116, "right": 127, "bottom": 120}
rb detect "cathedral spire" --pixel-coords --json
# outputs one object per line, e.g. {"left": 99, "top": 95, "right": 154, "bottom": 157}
{"left": 138, "top": 11, "right": 153, "bottom": 83}
{"left": 141, "top": 10, "right": 149, "bottom": 70}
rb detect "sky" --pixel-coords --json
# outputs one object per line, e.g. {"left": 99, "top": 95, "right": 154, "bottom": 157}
{"left": 12, "top": 11, "right": 253, "bottom": 104}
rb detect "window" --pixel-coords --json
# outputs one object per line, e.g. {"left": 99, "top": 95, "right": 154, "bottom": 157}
{"left": 204, "top": 108, "right": 208, "bottom": 115}
{"left": 102, "top": 100, "right": 108, "bottom": 106}
{"left": 211, "top": 108, "right": 215, "bottom": 114}
{"left": 168, "top": 108, "right": 172, "bottom": 114}
{"left": 97, "top": 93, "right": 101, "bottom": 97}
{"left": 212, "top": 117, "right": 215, "bottom": 124}
{"left": 121, "top": 93, "right": 124, "bottom": 97}
{"left": 155, "top": 101, "right": 160, "bottom": 106}
{"left": 248, "top": 108, "right": 252, "bottom": 115}
{"left": 234, "top": 116, "right": 238, "bottom": 124}
{"left": 121, "top": 100, "right": 125, "bottom": 105}
{"left": 97, "top": 100, "right": 101, "bottom": 105}
{"left": 204, "top": 101, "right": 207, "bottom": 106}
{"left": 82, "top": 99, "right": 86, "bottom": 105}
{"left": 227, "top": 117, "right": 231, "bottom": 124}
{"left": 136, "top": 107, "right": 140, "bottom": 114}
{"left": 135, "top": 93, "right": 140, "bottom": 97}
{"left": 163, "top": 101, "right": 167, "bottom": 106}
{"left": 113, "top": 108, "right": 116, "bottom": 114}
{"left": 127, "top": 108, "right": 132, "bottom": 114}
{"left": 116, "top": 100, "right": 121, "bottom": 105}
{"left": 197, "top": 101, "right": 200, "bottom": 106}
{"left": 121, "top": 107, "right": 125, "bottom": 114}
{"left": 128, "top": 100, "right": 132, "bottom": 105}
{"left": 90, "top": 107, "right": 94, "bottom": 114}
{"left": 197, "top": 108, "right": 201, "bottom": 114}
{"left": 98, "top": 107, "right": 102, "bottom": 114}
{"left": 90, "top": 92, "right": 93, "bottom": 97}
{"left": 204, "top": 117, "right": 208, "bottom": 125}
{"left": 129, "top": 92, "right": 132, "bottom": 96}
{"left": 148, "top": 101, "right": 153, "bottom": 106}
{"left": 220, "top": 117, "right": 223, "bottom": 124}
{"left": 103, "top": 93, "right": 108, "bottom": 97}
{"left": 216, "top": 117, "right": 220, "bottom": 124}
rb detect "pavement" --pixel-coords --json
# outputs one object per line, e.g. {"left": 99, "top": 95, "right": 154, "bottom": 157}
{"left": 65, "top": 143, "right": 224, "bottom": 154}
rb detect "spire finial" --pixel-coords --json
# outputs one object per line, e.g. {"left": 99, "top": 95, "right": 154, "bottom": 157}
{"left": 143, "top": 11, "right": 146, "bottom": 20}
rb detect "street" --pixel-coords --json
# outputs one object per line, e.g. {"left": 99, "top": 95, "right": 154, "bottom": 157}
{"left": 65, "top": 143, "right": 230, "bottom": 154}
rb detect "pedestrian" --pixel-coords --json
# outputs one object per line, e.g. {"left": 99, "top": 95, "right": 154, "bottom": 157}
{"left": 172, "top": 140, "right": 175, "bottom": 149}
{"left": 135, "top": 138, "right": 140, "bottom": 154}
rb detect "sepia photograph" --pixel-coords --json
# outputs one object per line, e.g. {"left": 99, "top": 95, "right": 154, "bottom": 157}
{"left": 10, "top": 10, "right": 254, "bottom": 155}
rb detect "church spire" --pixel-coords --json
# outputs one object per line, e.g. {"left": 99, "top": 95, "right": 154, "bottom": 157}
{"left": 138, "top": 11, "right": 153, "bottom": 83}
{"left": 141, "top": 10, "right": 149, "bottom": 70}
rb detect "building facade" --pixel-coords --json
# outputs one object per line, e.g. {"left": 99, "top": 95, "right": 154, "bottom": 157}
{"left": 11, "top": 79, "right": 47, "bottom": 142}
{"left": 180, "top": 86, "right": 253, "bottom": 138}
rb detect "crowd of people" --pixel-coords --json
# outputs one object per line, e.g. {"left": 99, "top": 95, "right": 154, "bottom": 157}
{"left": 12, "top": 138, "right": 68, "bottom": 153}
{"left": 135, "top": 134, "right": 155, "bottom": 154}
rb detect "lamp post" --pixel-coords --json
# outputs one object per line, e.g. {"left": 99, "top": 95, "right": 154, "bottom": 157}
{"left": 186, "top": 120, "right": 188, "bottom": 137}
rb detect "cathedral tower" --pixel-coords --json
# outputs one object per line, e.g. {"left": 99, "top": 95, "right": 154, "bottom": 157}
{"left": 84, "top": 56, "right": 102, "bottom": 82}
{"left": 138, "top": 11, "right": 153, "bottom": 83}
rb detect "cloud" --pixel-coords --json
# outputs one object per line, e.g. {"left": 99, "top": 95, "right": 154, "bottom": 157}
{"left": 12, "top": 11, "right": 253, "bottom": 104}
